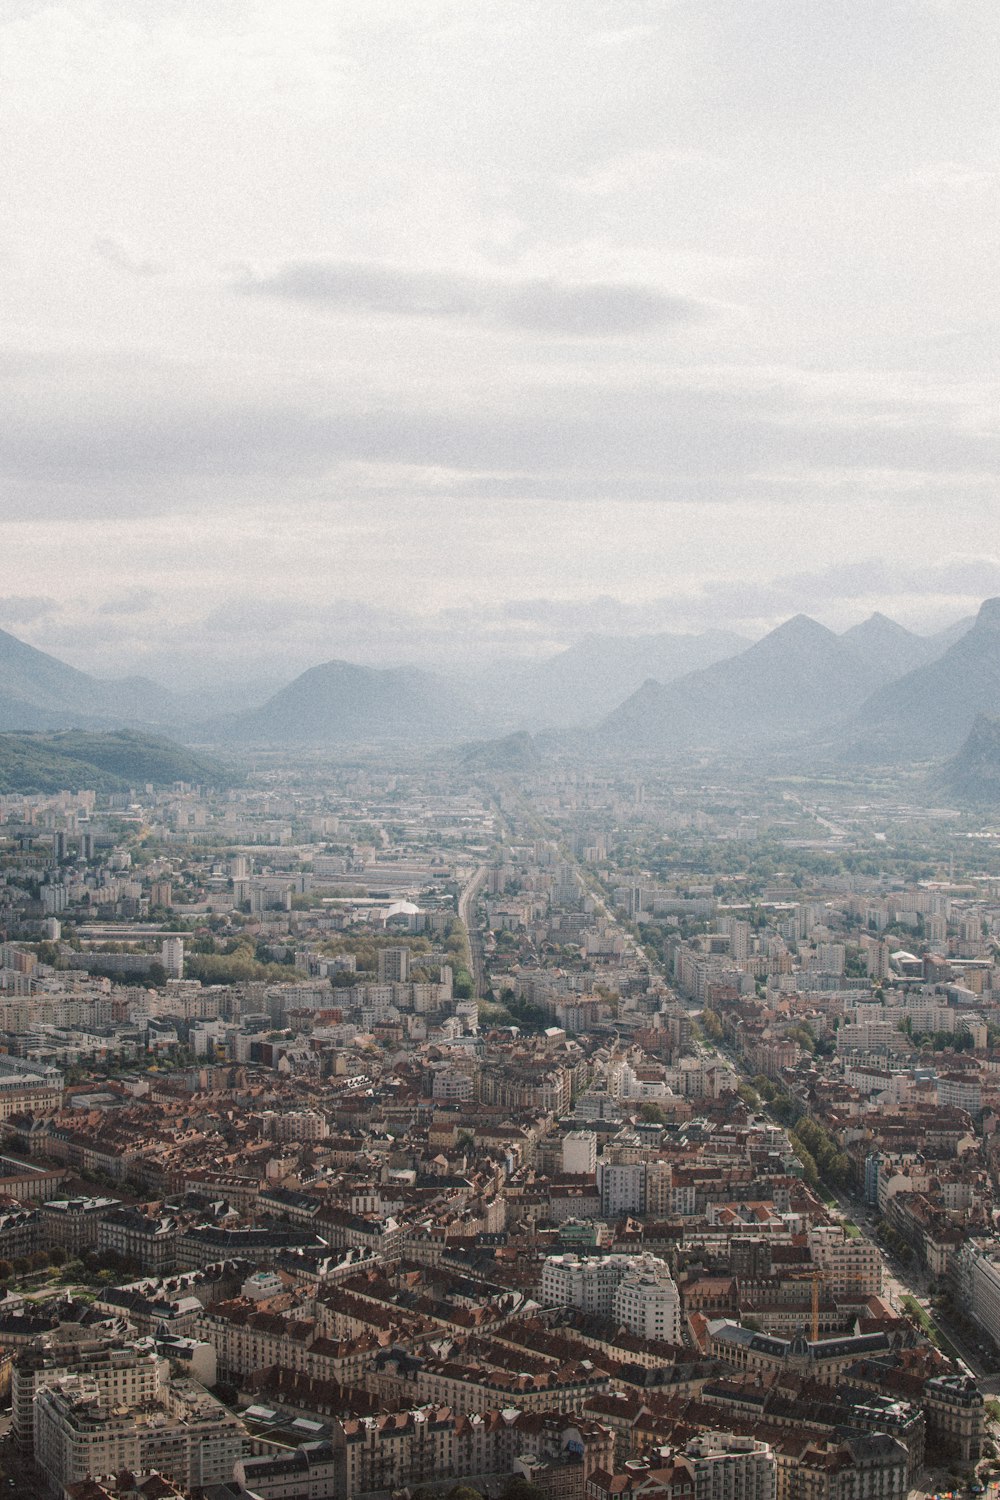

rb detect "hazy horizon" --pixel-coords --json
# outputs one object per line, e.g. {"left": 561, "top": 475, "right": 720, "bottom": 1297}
{"left": 0, "top": 595, "right": 980, "bottom": 695}
{"left": 4, "top": 2, "right": 999, "bottom": 687}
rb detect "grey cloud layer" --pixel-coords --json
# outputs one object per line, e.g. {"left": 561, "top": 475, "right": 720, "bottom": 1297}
{"left": 0, "top": 595, "right": 58, "bottom": 624}
{"left": 4, "top": 0, "right": 1000, "bottom": 672}
{"left": 0, "top": 353, "right": 996, "bottom": 518}
{"left": 238, "top": 260, "right": 704, "bottom": 337}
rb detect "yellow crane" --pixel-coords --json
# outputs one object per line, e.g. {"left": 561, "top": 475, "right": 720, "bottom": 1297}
{"left": 809, "top": 1266, "right": 873, "bottom": 1341}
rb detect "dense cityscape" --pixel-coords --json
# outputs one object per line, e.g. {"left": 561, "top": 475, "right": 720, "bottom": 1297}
{"left": 0, "top": 737, "right": 997, "bottom": 1499}
{"left": 7, "top": 3, "right": 1000, "bottom": 1497}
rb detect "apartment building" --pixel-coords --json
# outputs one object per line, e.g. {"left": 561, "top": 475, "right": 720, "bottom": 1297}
{"left": 597, "top": 1161, "right": 646, "bottom": 1218}
{"left": 34, "top": 1372, "right": 244, "bottom": 1493}
{"left": 541, "top": 1253, "right": 680, "bottom": 1341}
{"left": 955, "top": 1239, "right": 1000, "bottom": 1349}
{"left": 612, "top": 1261, "right": 682, "bottom": 1344}
{"left": 684, "top": 1433, "right": 776, "bottom": 1500}
{"left": 563, "top": 1130, "right": 598, "bottom": 1175}
{"left": 335, "top": 1406, "right": 613, "bottom": 1499}
{"left": 236, "top": 1439, "right": 340, "bottom": 1499}
{"left": 97, "top": 1207, "right": 179, "bottom": 1273}
{"left": 0, "top": 1059, "right": 63, "bottom": 1120}
{"left": 37, "top": 1196, "right": 119, "bottom": 1254}
{"left": 806, "top": 1225, "right": 882, "bottom": 1297}
{"left": 13, "top": 1338, "right": 160, "bottom": 1455}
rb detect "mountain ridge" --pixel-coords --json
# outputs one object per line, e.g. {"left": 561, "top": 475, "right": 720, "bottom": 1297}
{"left": 846, "top": 597, "right": 1000, "bottom": 762}
{"left": 926, "top": 714, "right": 1000, "bottom": 805}
{"left": 597, "top": 612, "right": 890, "bottom": 755}
{"left": 0, "top": 610, "right": 978, "bottom": 755}
{"left": 226, "top": 658, "right": 482, "bottom": 744}
{"left": 455, "top": 627, "right": 749, "bottom": 729}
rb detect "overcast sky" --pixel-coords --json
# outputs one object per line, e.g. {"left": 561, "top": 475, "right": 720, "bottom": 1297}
{"left": 3, "top": 0, "right": 999, "bottom": 686}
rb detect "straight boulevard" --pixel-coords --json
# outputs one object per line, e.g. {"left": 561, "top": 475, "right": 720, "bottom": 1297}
{"left": 550, "top": 846, "right": 999, "bottom": 1398}
{"left": 711, "top": 1034, "right": 997, "bottom": 1388}
{"left": 458, "top": 863, "right": 488, "bottom": 999}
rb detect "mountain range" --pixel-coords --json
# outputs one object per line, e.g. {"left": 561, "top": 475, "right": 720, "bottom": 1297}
{"left": 0, "top": 626, "right": 129, "bottom": 730}
{"left": 596, "top": 610, "right": 955, "bottom": 756}
{"left": 0, "top": 627, "right": 270, "bottom": 732}
{"left": 0, "top": 623, "right": 752, "bottom": 742}
{"left": 844, "top": 597, "right": 1000, "bottom": 762}
{"left": 458, "top": 628, "right": 749, "bottom": 729}
{"left": 2, "top": 606, "right": 996, "bottom": 778}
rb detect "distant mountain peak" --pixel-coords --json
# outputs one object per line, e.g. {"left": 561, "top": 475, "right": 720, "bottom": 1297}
{"left": 776, "top": 613, "right": 829, "bottom": 634}
{"left": 846, "top": 598, "right": 1000, "bottom": 762}
{"left": 974, "top": 596, "right": 1000, "bottom": 631}
{"left": 743, "top": 614, "right": 840, "bottom": 662}
{"left": 844, "top": 611, "right": 915, "bottom": 639}
{"left": 228, "top": 656, "right": 479, "bottom": 744}
{"left": 599, "top": 610, "right": 887, "bottom": 754}
{"left": 762, "top": 613, "right": 836, "bottom": 646}
{"left": 836, "top": 610, "right": 940, "bottom": 689}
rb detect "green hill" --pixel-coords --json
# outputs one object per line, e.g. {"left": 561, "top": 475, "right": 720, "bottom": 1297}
{"left": 0, "top": 730, "right": 235, "bottom": 794}
{"left": 459, "top": 730, "right": 543, "bottom": 771}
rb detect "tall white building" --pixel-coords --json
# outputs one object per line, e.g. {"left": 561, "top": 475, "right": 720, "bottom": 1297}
{"left": 541, "top": 1251, "right": 680, "bottom": 1341}
{"left": 718, "top": 917, "right": 750, "bottom": 964}
{"left": 33, "top": 1372, "right": 244, "bottom": 1494}
{"left": 598, "top": 1159, "right": 646, "bottom": 1217}
{"left": 13, "top": 1341, "right": 159, "bottom": 1456}
{"left": 957, "top": 1241, "right": 1000, "bottom": 1349}
{"left": 378, "top": 946, "right": 411, "bottom": 983}
{"left": 563, "top": 1130, "right": 597, "bottom": 1176}
{"left": 684, "top": 1433, "right": 776, "bottom": 1500}
{"left": 541, "top": 1253, "right": 624, "bottom": 1316}
{"left": 161, "top": 936, "right": 184, "bottom": 980}
{"left": 612, "top": 1259, "right": 682, "bottom": 1343}
{"left": 807, "top": 1224, "right": 882, "bottom": 1297}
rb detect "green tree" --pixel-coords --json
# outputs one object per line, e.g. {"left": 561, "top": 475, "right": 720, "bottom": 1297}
{"left": 502, "top": 1481, "right": 546, "bottom": 1500}
{"left": 700, "top": 1007, "right": 723, "bottom": 1042}
{"left": 791, "top": 1139, "right": 819, "bottom": 1188}
{"left": 784, "top": 1024, "right": 815, "bottom": 1054}
{"left": 770, "top": 1094, "right": 800, "bottom": 1126}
